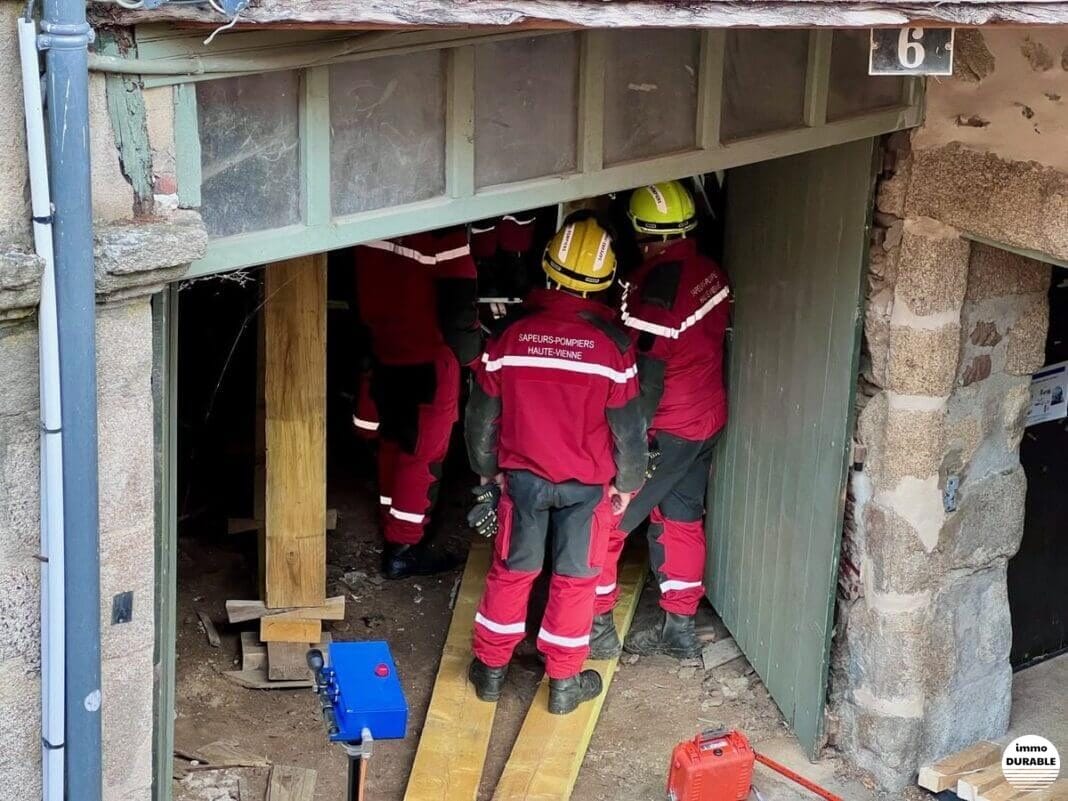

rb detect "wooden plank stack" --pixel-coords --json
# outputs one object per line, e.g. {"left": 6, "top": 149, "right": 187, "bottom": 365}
{"left": 918, "top": 740, "right": 1068, "bottom": 801}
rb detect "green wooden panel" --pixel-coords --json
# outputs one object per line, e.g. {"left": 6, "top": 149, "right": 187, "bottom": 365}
{"left": 708, "top": 137, "right": 875, "bottom": 758}
{"left": 185, "top": 106, "right": 915, "bottom": 278}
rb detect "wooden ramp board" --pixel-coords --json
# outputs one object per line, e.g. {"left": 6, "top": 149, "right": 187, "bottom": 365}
{"left": 403, "top": 540, "right": 496, "bottom": 801}
{"left": 490, "top": 554, "right": 646, "bottom": 801}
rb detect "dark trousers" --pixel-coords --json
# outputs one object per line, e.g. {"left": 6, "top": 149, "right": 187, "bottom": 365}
{"left": 595, "top": 432, "right": 718, "bottom": 616}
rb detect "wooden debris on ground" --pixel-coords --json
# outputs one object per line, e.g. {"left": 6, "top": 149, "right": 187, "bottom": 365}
{"left": 195, "top": 608, "right": 222, "bottom": 648}
{"left": 701, "top": 637, "right": 743, "bottom": 670}
{"left": 918, "top": 741, "right": 1002, "bottom": 793}
{"left": 187, "top": 740, "right": 271, "bottom": 771}
{"left": 267, "top": 765, "right": 317, "bottom": 801}
{"left": 226, "top": 595, "right": 345, "bottom": 624}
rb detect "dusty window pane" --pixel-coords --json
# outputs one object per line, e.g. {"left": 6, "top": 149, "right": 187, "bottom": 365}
{"left": 330, "top": 51, "right": 446, "bottom": 216}
{"left": 197, "top": 71, "right": 300, "bottom": 239}
{"left": 721, "top": 30, "right": 808, "bottom": 141}
{"left": 828, "top": 30, "right": 905, "bottom": 120}
{"left": 474, "top": 34, "right": 579, "bottom": 188}
{"left": 604, "top": 30, "right": 700, "bottom": 165}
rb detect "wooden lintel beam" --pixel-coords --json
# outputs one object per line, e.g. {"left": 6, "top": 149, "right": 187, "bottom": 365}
{"left": 95, "top": 1, "right": 1068, "bottom": 31}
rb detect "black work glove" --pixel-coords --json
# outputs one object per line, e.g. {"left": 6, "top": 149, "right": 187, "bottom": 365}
{"left": 467, "top": 483, "right": 501, "bottom": 538}
{"left": 646, "top": 444, "right": 663, "bottom": 479}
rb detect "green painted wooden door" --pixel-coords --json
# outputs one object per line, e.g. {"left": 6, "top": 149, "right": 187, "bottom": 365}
{"left": 707, "top": 138, "right": 875, "bottom": 758}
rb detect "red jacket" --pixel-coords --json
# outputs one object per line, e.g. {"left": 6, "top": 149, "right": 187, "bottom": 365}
{"left": 466, "top": 289, "right": 647, "bottom": 492}
{"left": 354, "top": 226, "right": 480, "bottom": 366}
{"left": 620, "top": 238, "right": 729, "bottom": 441}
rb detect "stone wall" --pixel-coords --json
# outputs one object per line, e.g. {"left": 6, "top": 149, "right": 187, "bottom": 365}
{"left": 0, "top": 3, "right": 205, "bottom": 795}
{"left": 0, "top": 212, "right": 205, "bottom": 801}
{"left": 0, "top": 252, "right": 44, "bottom": 800}
{"left": 830, "top": 29, "right": 1063, "bottom": 788}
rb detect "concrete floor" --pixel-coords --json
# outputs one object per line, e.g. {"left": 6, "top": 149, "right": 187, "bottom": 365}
{"left": 1008, "top": 652, "right": 1068, "bottom": 752}
{"left": 745, "top": 736, "right": 878, "bottom": 801}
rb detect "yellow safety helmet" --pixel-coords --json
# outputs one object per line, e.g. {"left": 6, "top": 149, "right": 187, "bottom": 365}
{"left": 628, "top": 180, "right": 698, "bottom": 236}
{"left": 542, "top": 217, "right": 617, "bottom": 294}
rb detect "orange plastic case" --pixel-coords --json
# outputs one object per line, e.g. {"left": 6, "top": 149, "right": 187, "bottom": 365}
{"left": 667, "top": 729, "right": 755, "bottom": 801}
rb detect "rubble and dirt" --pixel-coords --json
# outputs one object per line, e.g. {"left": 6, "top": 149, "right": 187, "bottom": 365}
{"left": 174, "top": 438, "right": 877, "bottom": 800}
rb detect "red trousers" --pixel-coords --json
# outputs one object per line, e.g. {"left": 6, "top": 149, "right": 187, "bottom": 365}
{"left": 595, "top": 433, "right": 717, "bottom": 617}
{"left": 375, "top": 347, "right": 460, "bottom": 545}
{"left": 472, "top": 470, "right": 613, "bottom": 679}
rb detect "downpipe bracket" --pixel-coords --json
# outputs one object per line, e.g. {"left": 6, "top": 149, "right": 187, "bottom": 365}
{"left": 37, "top": 20, "right": 94, "bottom": 51}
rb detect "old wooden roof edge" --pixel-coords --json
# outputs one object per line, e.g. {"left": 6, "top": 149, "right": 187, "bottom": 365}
{"left": 91, "top": 0, "right": 1068, "bottom": 29}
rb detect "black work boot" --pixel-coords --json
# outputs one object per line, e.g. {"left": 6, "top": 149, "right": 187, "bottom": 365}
{"left": 381, "top": 542, "right": 461, "bottom": 580}
{"left": 588, "top": 613, "right": 622, "bottom": 660}
{"left": 623, "top": 611, "right": 702, "bottom": 659}
{"left": 468, "top": 658, "right": 508, "bottom": 702}
{"left": 548, "top": 670, "right": 603, "bottom": 714}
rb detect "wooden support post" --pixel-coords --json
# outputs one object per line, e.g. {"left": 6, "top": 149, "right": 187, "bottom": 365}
{"left": 262, "top": 254, "right": 327, "bottom": 609}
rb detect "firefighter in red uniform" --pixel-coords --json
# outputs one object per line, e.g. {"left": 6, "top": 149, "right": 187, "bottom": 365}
{"left": 589, "top": 181, "right": 731, "bottom": 660}
{"left": 471, "top": 212, "right": 538, "bottom": 309}
{"left": 464, "top": 216, "right": 647, "bottom": 714}
{"left": 352, "top": 226, "right": 481, "bottom": 579}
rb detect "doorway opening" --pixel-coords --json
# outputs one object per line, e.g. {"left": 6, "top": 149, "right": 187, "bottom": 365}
{"left": 164, "top": 145, "right": 878, "bottom": 801}
{"left": 1011, "top": 268, "right": 1068, "bottom": 669}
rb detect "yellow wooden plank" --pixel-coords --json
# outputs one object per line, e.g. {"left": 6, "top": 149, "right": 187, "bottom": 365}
{"left": 260, "top": 617, "right": 321, "bottom": 643}
{"left": 263, "top": 255, "right": 327, "bottom": 608}
{"left": 404, "top": 540, "right": 497, "bottom": 801}
{"left": 491, "top": 553, "right": 646, "bottom": 801}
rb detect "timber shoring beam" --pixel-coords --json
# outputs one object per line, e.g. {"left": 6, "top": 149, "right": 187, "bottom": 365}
{"left": 261, "top": 254, "right": 327, "bottom": 610}
{"left": 93, "top": 1, "right": 1068, "bottom": 31}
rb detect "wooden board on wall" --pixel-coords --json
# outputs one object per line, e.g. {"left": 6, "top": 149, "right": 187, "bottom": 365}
{"left": 262, "top": 255, "right": 327, "bottom": 609}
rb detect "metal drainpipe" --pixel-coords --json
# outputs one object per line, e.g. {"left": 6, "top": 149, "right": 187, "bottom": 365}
{"left": 38, "top": 1, "right": 102, "bottom": 798}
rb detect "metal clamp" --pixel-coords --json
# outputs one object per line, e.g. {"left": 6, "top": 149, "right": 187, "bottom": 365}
{"left": 342, "top": 728, "right": 374, "bottom": 760}
{"left": 37, "top": 20, "right": 95, "bottom": 51}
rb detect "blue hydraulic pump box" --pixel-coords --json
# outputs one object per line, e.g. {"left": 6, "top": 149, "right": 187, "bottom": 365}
{"left": 326, "top": 641, "right": 408, "bottom": 742}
